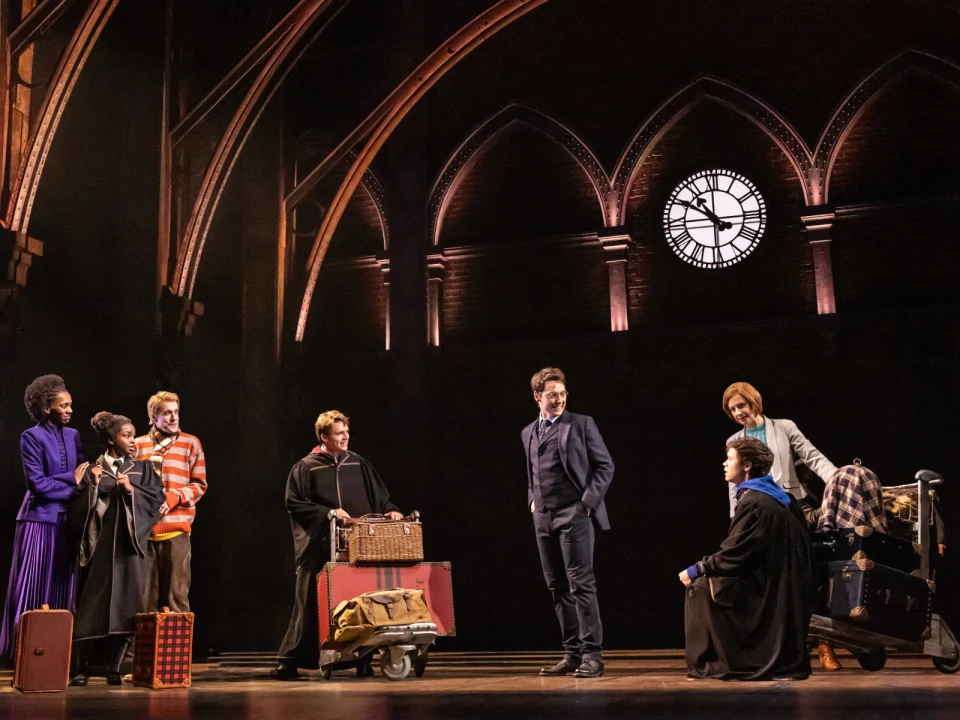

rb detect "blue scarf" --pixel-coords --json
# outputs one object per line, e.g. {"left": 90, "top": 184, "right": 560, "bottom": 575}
{"left": 736, "top": 474, "right": 791, "bottom": 506}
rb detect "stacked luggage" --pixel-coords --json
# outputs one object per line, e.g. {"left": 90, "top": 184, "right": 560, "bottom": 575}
{"left": 316, "top": 511, "right": 455, "bottom": 681}
{"left": 813, "top": 525, "right": 932, "bottom": 642}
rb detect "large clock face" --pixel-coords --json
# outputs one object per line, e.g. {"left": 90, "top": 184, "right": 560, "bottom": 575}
{"left": 663, "top": 169, "right": 766, "bottom": 268}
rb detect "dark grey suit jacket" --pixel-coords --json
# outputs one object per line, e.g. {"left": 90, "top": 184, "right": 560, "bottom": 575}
{"left": 522, "top": 410, "right": 615, "bottom": 530}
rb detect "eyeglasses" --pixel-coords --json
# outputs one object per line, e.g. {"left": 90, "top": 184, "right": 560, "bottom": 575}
{"left": 542, "top": 391, "right": 568, "bottom": 401}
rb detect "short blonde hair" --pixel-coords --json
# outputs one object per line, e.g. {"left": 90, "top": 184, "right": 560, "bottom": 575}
{"left": 722, "top": 382, "right": 763, "bottom": 421}
{"left": 315, "top": 410, "right": 349, "bottom": 442}
{"left": 147, "top": 391, "right": 180, "bottom": 424}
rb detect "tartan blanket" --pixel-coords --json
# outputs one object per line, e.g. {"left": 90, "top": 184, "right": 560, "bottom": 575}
{"left": 816, "top": 464, "right": 888, "bottom": 533}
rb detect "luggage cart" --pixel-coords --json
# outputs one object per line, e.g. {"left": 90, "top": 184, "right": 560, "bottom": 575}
{"left": 317, "top": 510, "right": 437, "bottom": 681}
{"left": 808, "top": 469, "right": 960, "bottom": 674}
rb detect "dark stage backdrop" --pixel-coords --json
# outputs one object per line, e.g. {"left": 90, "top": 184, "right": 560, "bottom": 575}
{"left": 1, "top": 1, "right": 959, "bottom": 658}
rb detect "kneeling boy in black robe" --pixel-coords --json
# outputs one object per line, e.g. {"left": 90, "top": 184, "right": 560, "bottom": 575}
{"left": 680, "top": 436, "right": 813, "bottom": 681}
{"left": 274, "top": 410, "right": 402, "bottom": 680}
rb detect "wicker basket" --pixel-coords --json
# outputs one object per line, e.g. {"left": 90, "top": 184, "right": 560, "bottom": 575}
{"left": 347, "top": 516, "right": 423, "bottom": 563}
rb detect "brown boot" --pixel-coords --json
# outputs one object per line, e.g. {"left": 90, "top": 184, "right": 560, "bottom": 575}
{"left": 818, "top": 641, "right": 842, "bottom": 671}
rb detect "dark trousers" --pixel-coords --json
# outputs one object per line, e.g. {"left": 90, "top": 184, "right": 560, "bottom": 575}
{"left": 533, "top": 501, "right": 602, "bottom": 661}
{"left": 144, "top": 534, "right": 192, "bottom": 613}
{"left": 277, "top": 558, "right": 323, "bottom": 667}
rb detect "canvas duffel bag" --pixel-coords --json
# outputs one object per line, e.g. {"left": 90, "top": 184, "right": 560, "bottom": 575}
{"left": 332, "top": 589, "right": 432, "bottom": 643}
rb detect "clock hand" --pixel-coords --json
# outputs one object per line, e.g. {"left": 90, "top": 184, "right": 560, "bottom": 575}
{"left": 694, "top": 198, "right": 735, "bottom": 231}
{"left": 695, "top": 197, "right": 722, "bottom": 224}
{"left": 679, "top": 199, "right": 713, "bottom": 221}
{"left": 681, "top": 199, "right": 735, "bottom": 231}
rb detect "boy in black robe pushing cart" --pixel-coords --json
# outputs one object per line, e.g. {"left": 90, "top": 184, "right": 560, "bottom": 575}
{"left": 274, "top": 410, "right": 403, "bottom": 681}
{"left": 680, "top": 436, "right": 814, "bottom": 681}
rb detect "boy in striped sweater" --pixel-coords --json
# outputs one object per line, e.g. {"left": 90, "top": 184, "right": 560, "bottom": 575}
{"left": 134, "top": 391, "right": 207, "bottom": 613}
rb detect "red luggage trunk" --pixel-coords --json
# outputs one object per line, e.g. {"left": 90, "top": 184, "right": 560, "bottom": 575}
{"left": 317, "top": 562, "right": 455, "bottom": 644}
{"left": 12, "top": 605, "right": 73, "bottom": 693}
{"left": 133, "top": 608, "right": 195, "bottom": 688}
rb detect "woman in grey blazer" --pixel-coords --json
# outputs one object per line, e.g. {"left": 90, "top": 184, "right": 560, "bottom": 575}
{"left": 723, "top": 382, "right": 838, "bottom": 515}
{"left": 722, "top": 381, "right": 842, "bottom": 671}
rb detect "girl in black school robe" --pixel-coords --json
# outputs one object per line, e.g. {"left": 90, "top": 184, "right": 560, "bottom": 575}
{"left": 69, "top": 412, "right": 165, "bottom": 685}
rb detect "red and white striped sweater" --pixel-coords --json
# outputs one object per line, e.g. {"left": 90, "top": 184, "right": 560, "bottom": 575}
{"left": 134, "top": 431, "right": 207, "bottom": 537}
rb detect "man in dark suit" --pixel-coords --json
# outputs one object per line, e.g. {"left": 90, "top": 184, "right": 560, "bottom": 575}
{"left": 522, "top": 367, "right": 614, "bottom": 678}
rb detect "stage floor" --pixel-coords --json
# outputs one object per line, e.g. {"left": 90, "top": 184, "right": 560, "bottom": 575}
{"left": 1, "top": 649, "right": 958, "bottom": 719}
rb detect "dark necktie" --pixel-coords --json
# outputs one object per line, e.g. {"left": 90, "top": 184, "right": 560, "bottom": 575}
{"left": 538, "top": 419, "right": 550, "bottom": 439}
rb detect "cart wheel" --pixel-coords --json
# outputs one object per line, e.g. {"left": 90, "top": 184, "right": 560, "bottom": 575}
{"left": 413, "top": 658, "right": 427, "bottom": 677}
{"left": 932, "top": 642, "right": 960, "bottom": 674}
{"left": 380, "top": 653, "right": 411, "bottom": 681}
{"left": 854, "top": 647, "right": 886, "bottom": 672}
{"left": 319, "top": 666, "right": 332, "bottom": 681}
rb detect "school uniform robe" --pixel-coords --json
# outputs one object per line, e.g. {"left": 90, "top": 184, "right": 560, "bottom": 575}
{"left": 278, "top": 449, "right": 398, "bottom": 665}
{"left": 685, "top": 489, "right": 814, "bottom": 680}
{"left": 69, "top": 456, "right": 165, "bottom": 641}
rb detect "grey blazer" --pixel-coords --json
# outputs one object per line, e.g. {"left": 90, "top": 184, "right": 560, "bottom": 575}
{"left": 726, "top": 416, "right": 838, "bottom": 517}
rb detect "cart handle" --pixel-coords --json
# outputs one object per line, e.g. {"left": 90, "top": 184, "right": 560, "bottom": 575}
{"left": 916, "top": 469, "right": 944, "bottom": 486}
{"left": 339, "top": 511, "right": 421, "bottom": 526}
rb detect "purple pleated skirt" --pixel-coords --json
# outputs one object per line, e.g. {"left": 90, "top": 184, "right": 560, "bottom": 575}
{"left": 0, "top": 515, "right": 75, "bottom": 658}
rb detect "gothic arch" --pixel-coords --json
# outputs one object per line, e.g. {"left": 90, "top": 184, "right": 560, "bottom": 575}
{"left": 296, "top": 0, "right": 551, "bottom": 342}
{"left": 612, "top": 77, "right": 815, "bottom": 222}
{"left": 426, "top": 103, "right": 611, "bottom": 247}
{"left": 4, "top": 0, "right": 121, "bottom": 234}
{"left": 172, "top": 0, "right": 351, "bottom": 299}
{"left": 816, "top": 49, "right": 960, "bottom": 204}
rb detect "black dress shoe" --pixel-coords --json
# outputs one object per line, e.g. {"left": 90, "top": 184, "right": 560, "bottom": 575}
{"left": 270, "top": 662, "right": 299, "bottom": 681}
{"left": 69, "top": 673, "right": 88, "bottom": 687}
{"left": 356, "top": 660, "right": 374, "bottom": 677}
{"left": 539, "top": 658, "right": 581, "bottom": 676}
{"left": 573, "top": 658, "right": 604, "bottom": 678}
{"left": 105, "top": 672, "right": 123, "bottom": 686}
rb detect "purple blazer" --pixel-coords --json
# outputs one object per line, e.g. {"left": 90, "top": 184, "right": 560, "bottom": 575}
{"left": 16, "top": 422, "right": 86, "bottom": 523}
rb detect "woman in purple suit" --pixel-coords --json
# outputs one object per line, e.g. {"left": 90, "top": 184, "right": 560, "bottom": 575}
{"left": 0, "top": 374, "right": 87, "bottom": 657}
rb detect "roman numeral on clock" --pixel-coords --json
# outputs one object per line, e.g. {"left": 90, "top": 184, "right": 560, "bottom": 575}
{"left": 673, "top": 231, "right": 694, "bottom": 254}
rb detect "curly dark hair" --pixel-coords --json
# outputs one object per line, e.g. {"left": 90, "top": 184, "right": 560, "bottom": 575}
{"left": 90, "top": 411, "right": 132, "bottom": 445}
{"left": 726, "top": 436, "right": 775, "bottom": 478}
{"left": 24, "top": 374, "right": 68, "bottom": 422}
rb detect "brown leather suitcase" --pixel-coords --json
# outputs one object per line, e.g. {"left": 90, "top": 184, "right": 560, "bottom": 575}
{"left": 132, "top": 607, "right": 194, "bottom": 688}
{"left": 12, "top": 604, "right": 73, "bottom": 693}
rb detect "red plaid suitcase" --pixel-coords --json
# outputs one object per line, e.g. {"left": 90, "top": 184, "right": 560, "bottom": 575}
{"left": 12, "top": 605, "right": 73, "bottom": 693}
{"left": 133, "top": 607, "right": 194, "bottom": 688}
{"left": 317, "top": 561, "right": 455, "bottom": 644}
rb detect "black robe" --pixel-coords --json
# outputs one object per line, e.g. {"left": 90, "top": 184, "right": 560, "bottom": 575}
{"left": 69, "top": 456, "right": 165, "bottom": 642}
{"left": 685, "top": 489, "right": 813, "bottom": 680}
{"left": 278, "top": 449, "right": 398, "bottom": 665}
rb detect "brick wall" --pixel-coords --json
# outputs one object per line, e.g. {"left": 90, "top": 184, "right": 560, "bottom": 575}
{"left": 437, "top": 122, "right": 609, "bottom": 344}
{"left": 625, "top": 103, "right": 814, "bottom": 327}
{"left": 301, "top": 260, "right": 387, "bottom": 353}
{"left": 832, "top": 201, "right": 960, "bottom": 312}
{"left": 439, "top": 122, "right": 603, "bottom": 245}
{"left": 829, "top": 71, "right": 960, "bottom": 205}
{"left": 442, "top": 238, "right": 610, "bottom": 345}
{"left": 827, "top": 71, "right": 960, "bottom": 311}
